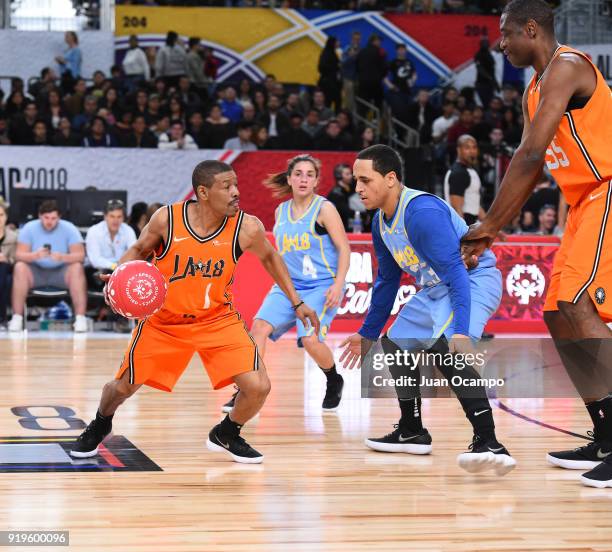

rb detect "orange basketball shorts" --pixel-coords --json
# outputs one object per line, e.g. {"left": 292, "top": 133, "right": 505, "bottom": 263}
{"left": 544, "top": 180, "right": 612, "bottom": 321}
{"left": 115, "top": 313, "right": 259, "bottom": 392}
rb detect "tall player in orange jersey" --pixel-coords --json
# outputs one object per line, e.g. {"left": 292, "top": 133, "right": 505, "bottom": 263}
{"left": 462, "top": 0, "right": 612, "bottom": 487}
{"left": 70, "top": 160, "right": 319, "bottom": 464}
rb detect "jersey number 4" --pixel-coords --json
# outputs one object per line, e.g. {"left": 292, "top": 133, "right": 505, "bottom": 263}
{"left": 302, "top": 255, "right": 318, "bottom": 278}
{"left": 545, "top": 139, "right": 570, "bottom": 170}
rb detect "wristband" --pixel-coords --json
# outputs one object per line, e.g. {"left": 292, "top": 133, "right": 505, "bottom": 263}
{"left": 292, "top": 300, "right": 304, "bottom": 311}
{"left": 110, "top": 263, "right": 117, "bottom": 271}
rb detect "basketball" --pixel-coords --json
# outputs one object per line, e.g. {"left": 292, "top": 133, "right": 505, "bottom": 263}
{"left": 106, "top": 261, "right": 167, "bottom": 319}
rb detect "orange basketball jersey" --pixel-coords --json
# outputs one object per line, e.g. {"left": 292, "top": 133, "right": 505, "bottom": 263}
{"left": 527, "top": 45, "right": 612, "bottom": 206}
{"left": 152, "top": 200, "right": 244, "bottom": 324}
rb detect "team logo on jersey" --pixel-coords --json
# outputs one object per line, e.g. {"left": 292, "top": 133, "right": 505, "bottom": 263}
{"left": 595, "top": 287, "right": 606, "bottom": 305}
{"left": 506, "top": 264, "right": 546, "bottom": 305}
{"left": 169, "top": 255, "right": 225, "bottom": 283}
{"left": 279, "top": 232, "right": 311, "bottom": 255}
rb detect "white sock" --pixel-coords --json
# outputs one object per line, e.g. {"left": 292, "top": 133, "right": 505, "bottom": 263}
{"left": 11, "top": 314, "right": 23, "bottom": 321}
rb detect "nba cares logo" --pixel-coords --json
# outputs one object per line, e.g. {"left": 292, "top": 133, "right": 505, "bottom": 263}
{"left": 506, "top": 264, "right": 546, "bottom": 305}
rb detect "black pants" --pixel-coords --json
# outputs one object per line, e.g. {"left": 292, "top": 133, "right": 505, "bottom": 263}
{"left": 0, "top": 262, "right": 12, "bottom": 322}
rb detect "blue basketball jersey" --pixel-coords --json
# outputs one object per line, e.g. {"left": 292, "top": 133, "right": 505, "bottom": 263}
{"left": 273, "top": 195, "right": 338, "bottom": 289}
{"left": 378, "top": 187, "right": 496, "bottom": 287}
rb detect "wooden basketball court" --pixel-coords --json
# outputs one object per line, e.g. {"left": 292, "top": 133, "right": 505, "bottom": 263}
{"left": 0, "top": 333, "right": 610, "bottom": 551}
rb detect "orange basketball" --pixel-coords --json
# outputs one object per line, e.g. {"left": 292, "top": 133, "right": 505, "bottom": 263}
{"left": 107, "top": 261, "right": 167, "bottom": 319}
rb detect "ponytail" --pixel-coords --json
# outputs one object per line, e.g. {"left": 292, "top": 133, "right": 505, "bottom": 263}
{"left": 263, "top": 154, "right": 321, "bottom": 198}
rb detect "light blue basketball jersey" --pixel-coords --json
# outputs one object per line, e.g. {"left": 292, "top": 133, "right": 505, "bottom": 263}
{"left": 379, "top": 187, "right": 496, "bottom": 288}
{"left": 273, "top": 195, "right": 338, "bottom": 289}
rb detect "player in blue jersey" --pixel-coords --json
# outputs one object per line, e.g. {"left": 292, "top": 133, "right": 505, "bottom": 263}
{"left": 223, "top": 154, "right": 350, "bottom": 412}
{"left": 339, "top": 145, "right": 516, "bottom": 475}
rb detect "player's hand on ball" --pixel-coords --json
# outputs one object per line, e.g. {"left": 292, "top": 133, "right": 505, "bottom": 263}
{"left": 448, "top": 334, "right": 476, "bottom": 355}
{"left": 324, "top": 282, "right": 344, "bottom": 309}
{"left": 339, "top": 333, "right": 367, "bottom": 370}
{"left": 295, "top": 302, "right": 320, "bottom": 336}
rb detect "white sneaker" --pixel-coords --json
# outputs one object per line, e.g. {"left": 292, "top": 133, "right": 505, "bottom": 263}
{"left": 8, "top": 314, "right": 23, "bottom": 332}
{"left": 73, "top": 315, "right": 88, "bottom": 333}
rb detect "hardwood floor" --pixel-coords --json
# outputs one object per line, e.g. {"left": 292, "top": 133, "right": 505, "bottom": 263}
{"left": 0, "top": 333, "right": 610, "bottom": 551}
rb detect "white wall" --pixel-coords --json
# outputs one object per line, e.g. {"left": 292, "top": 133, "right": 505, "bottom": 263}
{"left": 0, "top": 30, "right": 114, "bottom": 88}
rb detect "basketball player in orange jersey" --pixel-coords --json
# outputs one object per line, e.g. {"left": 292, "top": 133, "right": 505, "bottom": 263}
{"left": 461, "top": 0, "right": 612, "bottom": 487}
{"left": 70, "top": 160, "right": 319, "bottom": 464}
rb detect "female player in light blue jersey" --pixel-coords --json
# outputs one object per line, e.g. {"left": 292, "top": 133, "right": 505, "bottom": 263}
{"left": 224, "top": 154, "right": 350, "bottom": 412}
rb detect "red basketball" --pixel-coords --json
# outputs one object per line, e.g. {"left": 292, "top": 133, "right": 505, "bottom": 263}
{"left": 106, "top": 260, "right": 167, "bottom": 319}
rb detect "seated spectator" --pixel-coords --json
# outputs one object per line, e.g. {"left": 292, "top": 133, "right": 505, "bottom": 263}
{"left": 447, "top": 108, "right": 473, "bottom": 152}
{"left": 224, "top": 121, "right": 257, "bottom": 151}
{"left": 203, "top": 105, "right": 234, "bottom": 148}
{"left": 152, "top": 115, "right": 171, "bottom": 139}
{"left": 0, "top": 203, "right": 17, "bottom": 329}
{"left": 354, "top": 125, "right": 376, "bottom": 150}
{"left": 87, "top": 70, "right": 107, "bottom": 99}
{"left": 177, "top": 75, "right": 202, "bottom": 111}
{"left": 122, "top": 35, "right": 150, "bottom": 92}
{"left": 220, "top": 86, "right": 243, "bottom": 124}
{"left": 187, "top": 111, "right": 206, "bottom": 148}
{"left": 0, "top": 113, "right": 10, "bottom": 145}
{"left": 470, "top": 106, "right": 492, "bottom": 143}
{"left": 100, "top": 87, "right": 123, "bottom": 122}
{"left": 280, "top": 92, "right": 304, "bottom": 118}
{"left": 9, "top": 101, "right": 38, "bottom": 145}
{"left": 337, "top": 109, "right": 356, "bottom": 139}
{"left": 252, "top": 125, "right": 279, "bottom": 150}
{"left": 29, "top": 67, "right": 58, "bottom": 101}
{"left": 158, "top": 119, "right": 198, "bottom": 150}
{"left": 327, "top": 163, "right": 355, "bottom": 231}
{"left": 120, "top": 114, "right": 158, "bottom": 148}
{"left": 315, "top": 119, "right": 350, "bottom": 151}
{"left": 128, "top": 202, "right": 149, "bottom": 238}
{"left": 302, "top": 108, "right": 323, "bottom": 138}
{"left": 72, "top": 95, "right": 98, "bottom": 132}
{"left": 82, "top": 116, "right": 117, "bottom": 147}
{"left": 406, "top": 89, "right": 437, "bottom": 143}
{"left": 145, "top": 93, "right": 162, "bottom": 127}
{"left": 132, "top": 89, "right": 149, "bottom": 120}
{"left": 253, "top": 89, "right": 267, "bottom": 115}
{"left": 86, "top": 199, "right": 136, "bottom": 276}
{"left": 311, "top": 89, "right": 334, "bottom": 123}
{"left": 32, "top": 120, "right": 51, "bottom": 145}
{"left": 431, "top": 101, "right": 458, "bottom": 145}
{"left": 280, "top": 113, "right": 313, "bottom": 150}
{"left": 4, "top": 90, "right": 25, "bottom": 118}
{"left": 238, "top": 78, "right": 254, "bottom": 107}
{"left": 40, "top": 88, "right": 67, "bottom": 131}
{"left": 8, "top": 200, "right": 87, "bottom": 333}
{"left": 257, "top": 94, "right": 290, "bottom": 138}
{"left": 485, "top": 96, "right": 504, "bottom": 127}
{"left": 64, "top": 78, "right": 87, "bottom": 118}
{"left": 532, "top": 204, "right": 558, "bottom": 235}
{"left": 241, "top": 102, "right": 257, "bottom": 124}
{"left": 164, "top": 93, "right": 186, "bottom": 125}
{"left": 52, "top": 116, "right": 81, "bottom": 146}
{"left": 502, "top": 107, "right": 522, "bottom": 147}
{"left": 501, "top": 83, "right": 520, "bottom": 111}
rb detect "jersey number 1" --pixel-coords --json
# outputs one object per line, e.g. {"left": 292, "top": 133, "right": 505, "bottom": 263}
{"left": 302, "top": 255, "right": 318, "bottom": 278}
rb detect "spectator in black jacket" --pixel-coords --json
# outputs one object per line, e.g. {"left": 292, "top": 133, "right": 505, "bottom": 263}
{"left": 356, "top": 34, "right": 387, "bottom": 111}
{"left": 317, "top": 36, "right": 342, "bottom": 112}
{"left": 280, "top": 113, "right": 313, "bottom": 150}
{"left": 52, "top": 117, "right": 81, "bottom": 146}
{"left": 327, "top": 163, "right": 355, "bottom": 231}
{"left": 406, "top": 89, "right": 437, "bottom": 143}
{"left": 82, "top": 116, "right": 117, "bottom": 147}
{"left": 315, "top": 119, "right": 349, "bottom": 151}
{"left": 256, "top": 95, "right": 290, "bottom": 138}
{"left": 120, "top": 115, "right": 158, "bottom": 148}
{"left": 9, "top": 101, "right": 38, "bottom": 145}
{"left": 474, "top": 38, "right": 498, "bottom": 110}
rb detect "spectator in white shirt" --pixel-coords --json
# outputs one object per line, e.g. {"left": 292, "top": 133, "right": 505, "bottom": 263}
{"left": 158, "top": 119, "right": 198, "bottom": 150}
{"left": 432, "top": 101, "right": 458, "bottom": 144}
{"left": 122, "top": 35, "right": 151, "bottom": 92}
{"left": 85, "top": 199, "right": 136, "bottom": 274}
{"left": 224, "top": 121, "right": 257, "bottom": 151}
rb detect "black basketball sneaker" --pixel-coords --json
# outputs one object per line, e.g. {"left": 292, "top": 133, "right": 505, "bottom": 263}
{"left": 206, "top": 424, "right": 263, "bottom": 464}
{"left": 222, "top": 386, "right": 239, "bottom": 413}
{"left": 457, "top": 435, "right": 516, "bottom": 476}
{"left": 547, "top": 432, "right": 612, "bottom": 470}
{"left": 322, "top": 374, "right": 344, "bottom": 411}
{"left": 70, "top": 417, "right": 112, "bottom": 458}
{"left": 581, "top": 455, "right": 612, "bottom": 488}
{"left": 365, "top": 425, "right": 432, "bottom": 454}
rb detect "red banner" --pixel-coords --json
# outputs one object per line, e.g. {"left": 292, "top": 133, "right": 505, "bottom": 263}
{"left": 233, "top": 234, "right": 560, "bottom": 335}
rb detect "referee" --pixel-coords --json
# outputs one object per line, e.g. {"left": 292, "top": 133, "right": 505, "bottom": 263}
{"left": 443, "top": 134, "right": 484, "bottom": 225}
